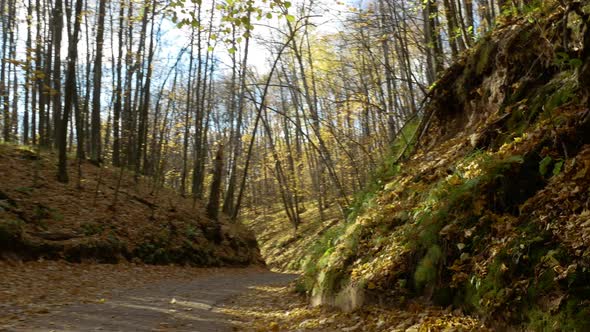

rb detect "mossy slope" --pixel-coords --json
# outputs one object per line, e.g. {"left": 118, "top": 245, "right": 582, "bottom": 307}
{"left": 303, "top": 2, "right": 590, "bottom": 330}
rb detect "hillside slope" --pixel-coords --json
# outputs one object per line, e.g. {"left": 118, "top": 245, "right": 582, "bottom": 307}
{"left": 0, "top": 144, "right": 262, "bottom": 266}
{"left": 301, "top": 2, "right": 590, "bottom": 330}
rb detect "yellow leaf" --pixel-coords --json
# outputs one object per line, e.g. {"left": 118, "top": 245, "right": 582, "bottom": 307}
{"left": 448, "top": 175, "right": 462, "bottom": 186}
{"left": 367, "top": 281, "right": 376, "bottom": 290}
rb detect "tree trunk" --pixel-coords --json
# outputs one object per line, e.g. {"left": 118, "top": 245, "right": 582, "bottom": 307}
{"left": 58, "top": 0, "right": 83, "bottom": 182}
{"left": 136, "top": 0, "right": 157, "bottom": 175}
{"left": 51, "top": 0, "right": 63, "bottom": 148}
{"left": 206, "top": 144, "right": 224, "bottom": 220}
{"left": 112, "top": 0, "right": 125, "bottom": 167}
{"left": 90, "top": 0, "right": 106, "bottom": 163}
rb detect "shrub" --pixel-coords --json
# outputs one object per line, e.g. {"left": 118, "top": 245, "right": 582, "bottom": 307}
{"left": 0, "top": 219, "right": 24, "bottom": 244}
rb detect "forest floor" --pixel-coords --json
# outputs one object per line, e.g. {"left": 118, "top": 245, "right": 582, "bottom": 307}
{"left": 0, "top": 260, "right": 486, "bottom": 331}
{"left": 0, "top": 143, "right": 261, "bottom": 266}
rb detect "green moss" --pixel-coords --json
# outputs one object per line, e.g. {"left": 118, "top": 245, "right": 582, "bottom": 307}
{"left": 503, "top": 71, "right": 579, "bottom": 142}
{"left": 135, "top": 241, "right": 173, "bottom": 264}
{"left": 543, "top": 74, "right": 578, "bottom": 113}
{"left": 51, "top": 210, "right": 64, "bottom": 221}
{"left": 459, "top": 249, "right": 517, "bottom": 315}
{"left": 155, "top": 227, "right": 172, "bottom": 244}
{"left": 526, "top": 298, "right": 590, "bottom": 332}
{"left": 456, "top": 219, "right": 588, "bottom": 329}
{"left": 304, "top": 222, "right": 365, "bottom": 297}
{"left": 30, "top": 204, "right": 64, "bottom": 227}
{"left": 475, "top": 41, "right": 495, "bottom": 75}
{"left": 63, "top": 234, "right": 127, "bottom": 263}
{"left": 528, "top": 269, "right": 557, "bottom": 300}
{"left": 561, "top": 298, "right": 590, "bottom": 331}
{"left": 415, "top": 212, "right": 444, "bottom": 249}
{"left": 294, "top": 279, "right": 307, "bottom": 295}
{"left": 317, "top": 268, "right": 345, "bottom": 297}
{"left": 414, "top": 245, "right": 443, "bottom": 290}
{"left": 526, "top": 308, "right": 553, "bottom": 331}
{"left": 300, "top": 223, "right": 347, "bottom": 291}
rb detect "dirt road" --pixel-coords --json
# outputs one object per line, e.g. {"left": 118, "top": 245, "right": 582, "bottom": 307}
{"left": 2, "top": 268, "right": 297, "bottom": 332}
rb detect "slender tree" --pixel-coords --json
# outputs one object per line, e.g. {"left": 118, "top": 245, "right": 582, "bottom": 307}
{"left": 58, "top": 0, "right": 83, "bottom": 182}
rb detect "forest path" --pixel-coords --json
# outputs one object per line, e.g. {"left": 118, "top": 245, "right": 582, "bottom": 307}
{"left": 1, "top": 264, "right": 297, "bottom": 332}
{"left": 1, "top": 261, "right": 487, "bottom": 331}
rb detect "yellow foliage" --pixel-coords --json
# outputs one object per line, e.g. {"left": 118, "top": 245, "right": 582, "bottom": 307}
{"left": 447, "top": 174, "right": 462, "bottom": 186}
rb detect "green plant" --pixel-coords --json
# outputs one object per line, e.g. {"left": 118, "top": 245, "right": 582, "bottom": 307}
{"left": 135, "top": 241, "right": 169, "bottom": 264}
{"left": 80, "top": 222, "right": 104, "bottom": 236}
{"left": 526, "top": 297, "right": 590, "bottom": 331}
{"left": 51, "top": 210, "right": 64, "bottom": 221}
{"left": 539, "top": 156, "right": 564, "bottom": 177}
{"left": 294, "top": 279, "right": 307, "bottom": 294}
{"left": 184, "top": 225, "right": 201, "bottom": 239}
{"left": 0, "top": 219, "right": 25, "bottom": 243}
{"left": 106, "top": 231, "right": 122, "bottom": 247}
{"left": 303, "top": 225, "right": 345, "bottom": 271}
{"left": 414, "top": 245, "right": 443, "bottom": 290}
{"left": 554, "top": 52, "right": 583, "bottom": 70}
{"left": 545, "top": 78, "right": 578, "bottom": 112}
{"left": 33, "top": 204, "right": 50, "bottom": 220}
{"left": 300, "top": 223, "right": 348, "bottom": 291}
